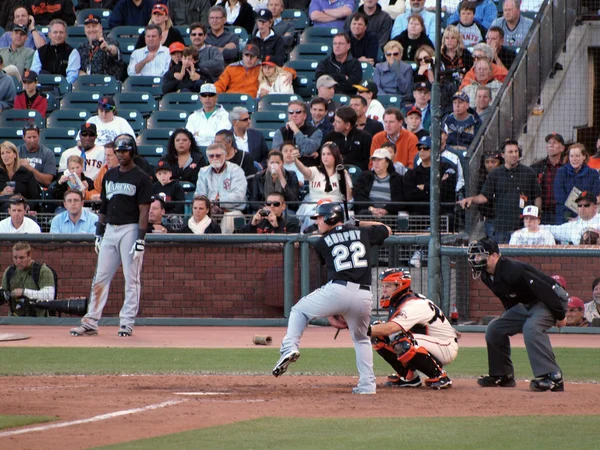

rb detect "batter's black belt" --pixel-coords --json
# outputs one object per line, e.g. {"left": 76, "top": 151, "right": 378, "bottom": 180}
{"left": 332, "top": 280, "right": 371, "bottom": 291}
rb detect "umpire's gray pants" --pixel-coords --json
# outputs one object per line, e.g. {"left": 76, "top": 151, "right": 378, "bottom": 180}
{"left": 486, "top": 302, "right": 562, "bottom": 378}
{"left": 82, "top": 223, "right": 143, "bottom": 330}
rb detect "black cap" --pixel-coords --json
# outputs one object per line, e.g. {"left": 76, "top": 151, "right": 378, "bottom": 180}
{"left": 22, "top": 69, "right": 38, "bottom": 83}
{"left": 413, "top": 81, "right": 432, "bottom": 92}
{"left": 12, "top": 24, "right": 27, "bottom": 34}
{"left": 257, "top": 9, "right": 273, "bottom": 21}
{"left": 575, "top": 191, "right": 598, "bottom": 204}
{"left": 80, "top": 122, "right": 97, "bottom": 135}
{"left": 83, "top": 14, "right": 102, "bottom": 25}
{"left": 155, "top": 160, "right": 172, "bottom": 173}
{"left": 545, "top": 132, "right": 565, "bottom": 145}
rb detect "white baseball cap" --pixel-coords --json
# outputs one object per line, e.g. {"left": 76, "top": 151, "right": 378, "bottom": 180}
{"left": 370, "top": 148, "right": 393, "bottom": 160}
{"left": 200, "top": 83, "right": 217, "bottom": 95}
{"left": 522, "top": 205, "right": 540, "bottom": 218}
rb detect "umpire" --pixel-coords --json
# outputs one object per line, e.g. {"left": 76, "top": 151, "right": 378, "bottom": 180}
{"left": 467, "top": 237, "right": 568, "bottom": 392}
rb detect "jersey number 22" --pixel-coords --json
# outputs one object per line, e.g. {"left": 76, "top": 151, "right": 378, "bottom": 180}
{"left": 332, "top": 243, "right": 367, "bottom": 272}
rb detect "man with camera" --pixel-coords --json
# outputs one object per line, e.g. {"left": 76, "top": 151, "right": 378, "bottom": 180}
{"left": 240, "top": 192, "right": 300, "bottom": 234}
{"left": 1, "top": 242, "right": 55, "bottom": 317}
{"left": 77, "top": 14, "right": 123, "bottom": 79}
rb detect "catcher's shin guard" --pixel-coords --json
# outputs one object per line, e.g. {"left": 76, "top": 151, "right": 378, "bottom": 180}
{"left": 392, "top": 332, "right": 446, "bottom": 380}
{"left": 376, "top": 348, "right": 411, "bottom": 379}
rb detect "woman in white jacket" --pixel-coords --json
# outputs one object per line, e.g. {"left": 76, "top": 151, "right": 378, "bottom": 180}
{"left": 257, "top": 57, "right": 294, "bottom": 98}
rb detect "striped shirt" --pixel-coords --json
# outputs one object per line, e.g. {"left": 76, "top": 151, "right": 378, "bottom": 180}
{"left": 127, "top": 45, "right": 171, "bottom": 77}
{"left": 370, "top": 174, "right": 391, "bottom": 208}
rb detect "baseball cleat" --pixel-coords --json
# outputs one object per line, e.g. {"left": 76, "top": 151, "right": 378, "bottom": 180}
{"left": 352, "top": 387, "right": 376, "bottom": 395}
{"left": 425, "top": 375, "right": 452, "bottom": 390}
{"left": 477, "top": 374, "right": 517, "bottom": 388}
{"left": 70, "top": 325, "right": 97, "bottom": 336}
{"left": 529, "top": 372, "right": 564, "bottom": 392}
{"left": 272, "top": 350, "right": 300, "bottom": 377}
{"left": 384, "top": 374, "right": 422, "bottom": 388}
{"left": 117, "top": 326, "right": 132, "bottom": 337}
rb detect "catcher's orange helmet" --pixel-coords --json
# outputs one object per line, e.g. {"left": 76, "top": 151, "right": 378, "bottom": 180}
{"left": 379, "top": 268, "right": 411, "bottom": 308}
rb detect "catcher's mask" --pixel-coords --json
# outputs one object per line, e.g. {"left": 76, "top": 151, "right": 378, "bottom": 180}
{"left": 467, "top": 237, "right": 499, "bottom": 279}
{"left": 379, "top": 268, "right": 411, "bottom": 308}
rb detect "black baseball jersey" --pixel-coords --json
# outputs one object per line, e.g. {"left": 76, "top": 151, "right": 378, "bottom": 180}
{"left": 100, "top": 166, "right": 153, "bottom": 225}
{"left": 313, "top": 224, "right": 389, "bottom": 285}
{"left": 481, "top": 257, "right": 568, "bottom": 320}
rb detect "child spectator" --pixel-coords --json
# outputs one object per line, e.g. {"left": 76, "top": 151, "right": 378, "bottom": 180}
{"left": 153, "top": 160, "right": 185, "bottom": 215}
{"left": 452, "top": 1, "right": 486, "bottom": 47}
{"left": 443, "top": 91, "right": 481, "bottom": 150}
{"left": 257, "top": 56, "right": 294, "bottom": 97}
{"left": 53, "top": 155, "right": 94, "bottom": 202}
{"left": 509, "top": 205, "right": 555, "bottom": 245}
{"left": 13, "top": 70, "right": 47, "bottom": 118}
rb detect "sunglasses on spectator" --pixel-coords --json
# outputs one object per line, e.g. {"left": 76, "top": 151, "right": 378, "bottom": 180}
{"left": 417, "top": 57, "right": 429, "bottom": 62}
{"left": 577, "top": 203, "right": 593, "bottom": 208}
{"left": 99, "top": 103, "right": 116, "bottom": 112}
{"left": 265, "top": 201, "right": 282, "bottom": 207}
{"left": 386, "top": 52, "right": 400, "bottom": 57}
{"left": 288, "top": 109, "right": 303, "bottom": 115}
{"left": 200, "top": 93, "right": 216, "bottom": 97}
{"left": 473, "top": 55, "right": 486, "bottom": 60}
{"left": 238, "top": 117, "right": 250, "bottom": 122}
{"left": 190, "top": 32, "right": 204, "bottom": 36}
{"left": 81, "top": 132, "right": 96, "bottom": 137}
{"left": 206, "top": 153, "right": 223, "bottom": 159}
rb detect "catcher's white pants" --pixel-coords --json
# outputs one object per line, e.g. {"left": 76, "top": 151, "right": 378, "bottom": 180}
{"left": 412, "top": 334, "right": 458, "bottom": 366}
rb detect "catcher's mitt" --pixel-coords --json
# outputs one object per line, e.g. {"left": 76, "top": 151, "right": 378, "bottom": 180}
{"left": 328, "top": 315, "right": 348, "bottom": 329}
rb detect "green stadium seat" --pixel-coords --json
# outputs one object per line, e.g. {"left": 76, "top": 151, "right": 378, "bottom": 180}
{"left": 38, "top": 74, "right": 71, "bottom": 98}
{"left": 113, "top": 92, "right": 157, "bottom": 117}
{"left": 290, "top": 43, "right": 331, "bottom": 61}
{"left": 40, "top": 127, "right": 78, "bottom": 149}
{"left": 250, "top": 111, "right": 287, "bottom": 129}
{"left": 137, "top": 144, "right": 166, "bottom": 158}
{"left": 50, "top": 145, "right": 64, "bottom": 165}
{"left": 76, "top": 9, "right": 111, "bottom": 28}
{"left": 72, "top": 75, "right": 121, "bottom": 95}
{"left": 217, "top": 93, "right": 256, "bottom": 113}
{"left": 225, "top": 25, "right": 249, "bottom": 51}
{"left": 122, "top": 76, "right": 163, "bottom": 97}
{"left": 333, "top": 94, "right": 350, "bottom": 105}
{"left": 107, "top": 26, "right": 145, "bottom": 64}
{"left": 283, "top": 60, "right": 318, "bottom": 98}
{"left": 0, "top": 110, "right": 45, "bottom": 129}
{"left": 281, "top": 10, "right": 309, "bottom": 31}
{"left": 45, "top": 93, "right": 59, "bottom": 114}
{"left": 254, "top": 128, "right": 276, "bottom": 149}
{"left": 118, "top": 109, "right": 146, "bottom": 133}
{"left": 0, "top": 127, "right": 23, "bottom": 142}
{"left": 11, "top": 75, "right": 22, "bottom": 95}
{"left": 46, "top": 110, "right": 91, "bottom": 129}
{"left": 66, "top": 26, "right": 87, "bottom": 49}
{"left": 345, "top": 165, "right": 362, "bottom": 186}
{"left": 60, "top": 92, "right": 103, "bottom": 113}
{"left": 159, "top": 92, "right": 201, "bottom": 114}
{"left": 300, "top": 26, "right": 339, "bottom": 45}
{"left": 257, "top": 94, "right": 302, "bottom": 112}
{"left": 378, "top": 94, "right": 402, "bottom": 109}
{"left": 138, "top": 129, "right": 175, "bottom": 146}
{"left": 361, "top": 62, "right": 374, "bottom": 81}
{"left": 147, "top": 110, "right": 189, "bottom": 130}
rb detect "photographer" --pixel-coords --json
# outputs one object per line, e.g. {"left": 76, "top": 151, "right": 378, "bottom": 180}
{"left": 77, "top": 14, "right": 123, "bottom": 79}
{"left": 1, "top": 242, "right": 55, "bottom": 317}
{"left": 240, "top": 192, "right": 300, "bottom": 234}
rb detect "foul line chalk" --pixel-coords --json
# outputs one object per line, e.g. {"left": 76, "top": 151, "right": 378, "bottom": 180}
{"left": 173, "top": 392, "right": 229, "bottom": 396}
{"left": 0, "top": 399, "right": 186, "bottom": 438}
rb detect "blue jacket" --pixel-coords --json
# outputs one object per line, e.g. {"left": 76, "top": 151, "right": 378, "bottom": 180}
{"left": 554, "top": 163, "right": 600, "bottom": 224}
{"left": 374, "top": 60, "right": 413, "bottom": 98}
{"left": 447, "top": 0, "right": 498, "bottom": 30}
{"left": 109, "top": 0, "right": 159, "bottom": 28}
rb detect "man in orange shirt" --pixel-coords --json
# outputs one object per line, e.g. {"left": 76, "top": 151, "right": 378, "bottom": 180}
{"left": 370, "top": 107, "right": 418, "bottom": 169}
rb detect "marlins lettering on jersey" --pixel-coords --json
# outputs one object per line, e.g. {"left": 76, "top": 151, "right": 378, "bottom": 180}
{"left": 105, "top": 181, "right": 137, "bottom": 200}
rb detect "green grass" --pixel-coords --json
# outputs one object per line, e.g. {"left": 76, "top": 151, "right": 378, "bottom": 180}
{"left": 95, "top": 416, "right": 600, "bottom": 450}
{"left": 0, "top": 347, "right": 598, "bottom": 382}
{"left": 0, "top": 415, "right": 56, "bottom": 431}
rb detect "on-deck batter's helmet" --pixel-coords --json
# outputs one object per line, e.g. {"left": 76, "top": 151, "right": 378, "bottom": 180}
{"left": 114, "top": 134, "right": 137, "bottom": 156}
{"left": 379, "top": 268, "right": 411, "bottom": 308}
{"left": 467, "top": 237, "right": 499, "bottom": 279}
{"left": 310, "top": 202, "right": 344, "bottom": 225}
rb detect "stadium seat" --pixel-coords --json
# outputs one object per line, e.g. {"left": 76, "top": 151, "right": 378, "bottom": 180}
{"left": 122, "top": 76, "right": 163, "bottom": 97}
{"left": 257, "top": 94, "right": 302, "bottom": 112}
{"left": 60, "top": 92, "right": 103, "bottom": 113}
{"left": 378, "top": 94, "right": 402, "bottom": 109}
{"left": 217, "top": 93, "right": 256, "bottom": 113}
{"left": 174, "top": 26, "right": 191, "bottom": 45}
{"left": 118, "top": 109, "right": 146, "bottom": 134}
{"left": 147, "top": 110, "right": 189, "bottom": 130}
{"left": 137, "top": 145, "right": 166, "bottom": 166}
{"left": 37, "top": 74, "right": 71, "bottom": 98}
{"left": 107, "top": 26, "right": 145, "bottom": 64}
{"left": 283, "top": 60, "right": 318, "bottom": 98}
{"left": 225, "top": 25, "right": 249, "bottom": 51}
{"left": 159, "top": 92, "right": 201, "bottom": 114}
{"left": 333, "top": 94, "right": 350, "bottom": 105}
{"left": 289, "top": 44, "right": 332, "bottom": 61}
{"left": 35, "top": 25, "right": 50, "bottom": 35}
{"left": 76, "top": 9, "right": 111, "bottom": 28}
{"left": 66, "top": 25, "right": 87, "bottom": 48}
{"left": 0, "top": 27, "right": 4, "bottom": 37}
{"left": 361, "top": 62, "right": 374, "bottom": 81}
{"left": 180, "top": 181, "right": 196, "bottom": 192}
{"left": 45, "top": 93, "right": 59, "bottom": 114}
{"left": 255, "top": 128, "right": 276, "bottom": 149}
{"left": 138, "top": 129, "right": 175, "bottom": 146}
{"left": 281, "top": 9, "right": 309, "bottom": 32}
{"left": 299, "top": 26, "right": 339, "bottom": 45}
{"left": 0, "top": 110, "right": 45, "bottom": 129}
{"left": 0, "top": 127, "right": 24, "bottom": 142}
{"left": 11, "top": 75, "right": 22, "bottom": 95}
{"left": 345, "top": 165, "right": 362, "bottom": 186}
{"left": 40, "top": 127, "right": 78, "bottom": 149}
{"left": 50, "top": 145, "right": 64, "bottom": 165}
{"left": 113, "top": 92, "right": 158, "bottom": 117}
{"left": 72, "top": 75, "right": 121, "bottom": 95}
{"left": 250, "top": 111, "right": 287, "bottom": 129}
{"left": 46, "top": 110, "right": 91, "bottom": 129}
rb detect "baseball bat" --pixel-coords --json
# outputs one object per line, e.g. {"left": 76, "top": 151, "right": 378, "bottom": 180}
{"left": 336, "top": 164, "right": 350, "bottom": 222}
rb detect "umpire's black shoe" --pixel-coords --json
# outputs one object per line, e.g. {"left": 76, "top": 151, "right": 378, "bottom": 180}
{"left": 529, "top": 372, "right": 564, "bottom": 392}
{"left": 477, "top": 374, "right": 517, "bottom": 388}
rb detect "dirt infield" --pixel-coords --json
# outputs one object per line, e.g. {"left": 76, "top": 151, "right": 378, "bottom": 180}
{"left": 1, "top": 326, "right": 599, "bottom": 449}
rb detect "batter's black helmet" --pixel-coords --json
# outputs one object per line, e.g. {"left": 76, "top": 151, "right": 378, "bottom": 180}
{"left": 114, "top": 134, "right": 137, "bottom": 156}
{"left": 310, "top": 202, "right": 344, "bottom": 225}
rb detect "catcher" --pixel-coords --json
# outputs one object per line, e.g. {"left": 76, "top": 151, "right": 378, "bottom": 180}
{"left": 367, "top": 268, "right": 459, "bottom": 389}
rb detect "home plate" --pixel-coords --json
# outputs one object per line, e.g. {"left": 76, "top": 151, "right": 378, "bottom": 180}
{"left": 0, "top": 333, "right": 30, "bottom": 342}
{"left": 174, "top": 392, "right": 230, "bottom": 396}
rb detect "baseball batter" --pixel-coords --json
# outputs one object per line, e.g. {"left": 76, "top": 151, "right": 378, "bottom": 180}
{"left": 70, "top": 134, "right": 152, "bottom": 337}
{"left": 272, "top": 202, "right": 391, "bottom": 394}
{"left": 369, "top": 268, "right": 458, "bottom": 389}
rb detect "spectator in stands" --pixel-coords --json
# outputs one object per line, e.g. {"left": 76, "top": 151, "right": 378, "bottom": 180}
{"left": 249, "top": 9, "right": 286, "bottom": 66}
{"left": 405, "top": 81, "right": 432, "bottom": 131}
{"left": 370, "top": 107, "right": 419, "bottom": 169}
{"left": 309, "top": 0, "right": 354, "bottom": 29}
{"left": 0, "top": 0, "right": 21, "bottom": 31}
{"left": 344, "top": 0, "right": 394, "bottom": 48}
{"left": 0, "top": 57, "right": 17, "bottom": 112}
{"left": 462, "top": 59, "right": 502, "bottom": 109}
{"left": 49, "top": 189, "right": 98, "bottom": 234}
{"left": 315, "top": 32, "right": 362, "bottom": 96}
{"left": 530, "top": 132, "right": 565, "bottom": 225}
{"left": 394, "top": 14, "right": 434, "bottom": 62}
{"left": 565, "top": 297, "right": 589, "bottom": 327}
{"left": 450, "top": 1, "right": 485, "bottom": 48}
{"left": 257, "top": 56, "right": 294, "bottom": 97}
{"left": 0, "top": 196, "right": 41, "bottom": 233}
{"left": 354, "top": 80, "right": 386, "bottom": 122}
{"left": 491, "top": 0, "right": 533, "bottom": 48}
{"left": 391, "top": 0, "right": 435, "bottom": 43}
{"left": 90, "top": 142, "right": 118, "bottom": 200}
{"left": 414, "top": 44, "right": 435, "bottom": 84}
{"left": 272, "top": 99, "right": 323, "bottom": 167}
{"left": 314, "top": 75, "right": 338, "bottom": 121}
{"left": 354, "top": 148, "right": 404, "bottom": 216}
{"left": 194, "top": 142, "right": 248, "bottom": 233}
{"left": 180, "top": 195, "right": 222, "bottom": 234}
{"left": 486, "top": 26, "right": 517, "bottom": 71}
{"left": 161, "top": 128, "right": 208, "bottom": 184}
{"left": 459, "top": 139, "right": 541, "bottom": 243}
{"left": 508, "top": 205, "right": 555, "bottom": 245}
{"left": 163, "top": 44, "right": 213, "bottom": 94}
{"left": 127, "top": 24, "right": 171, "bottom": 77}
{"left": 442, "top": 90, "right": 481, "bottom": 150}
{"left": 186, "top": 83, "right": 232, "bottom": 147}
{"left": 31, "top": 19, "right": 80, "bottom": 84}
{"left": 189, "top": 23, "right": 225, "bottom": 81}
{"left": 403, "top": 105, "right": 427, "bottom": 139}
{"left": 206, "top": 5, "right": 241, "bottom": 65}
{"left": 60, "top": 123, "right": 106, "bottom": 181}
{"left": 0, "top": 6, "right": 47, "bottom": 50}
{"left": 307, "top": 96, "right": 334, "bottom": 136}
{"left": 281, "top": 141, "right": 305, "bottom": 186}
{"left": 169, "top": 43, "right": 184, "bottom": 71}
{"left": 324, "top": 105, "right": 372, "bottom": 170}
{"left": 554, "top": 143, "right": 600, "bottom": 224}
{"left": 0, "top": 142, "right": 40, "bottom": 207}
{"left": 83, "top": 97, "right": 135, "bottom": 148}
{"left": 15, "top": 71, "right": 48, "bottom": 119}
{"left": 380, "top": 140, "right": 407, "bottom": 175}
{"left": 460, "top": 43, "right": 508, "bottom": 89}
{"left": 250, "top": 149, "right": 300, "bottom": 211}
{"left": 347, "top": 12, "right": 379, "bottom": 65}
{"left": 215, "top": 0, "right": 255, "bottom": 35}
{"left": 545, "top": 192, "right": 600, "bottom": 244}
{"left": 134, "top": 4, "right": 185, "bottom": 50}
{"left": 109, "top": 0, "right": 154, "bottom": 28}
{"left": 25, "top": 0, "right": 76, "bottom": 26}
{"left": 230, "top": 106, "right": 269, "bottom": 168}
{"left": 168, "top": 0, "right": 211, "bottom": 26}
{"left": 266, "top": 0, "right": 295, "bottom": 52}
{"left": 146, "top": 196, "right": 175, "bottom": 233}
{"left": 18, "top": 124, "right": 56, "bottom": 187}
{"left": 374, "top": 40, "right": 413, "bottom": 98}
{"left": 242, "top": 191, "right": 300, "bottom": 233}
{"left": 350, "top": 95, "right": 384, "bottom": 137}
{"left": 584, "top": 277, "right": 600, "bottom": 324}
{"left": 447, "top": 0, "right": 498, "bottom": 30}
{"left": 153, "top": 160, "right": 185, "bottom": 214}
{"left": 440, "top": 25, "right": 474, "bottom": 84}
{"left": 589, "top": 136, "right": 600, "bottom": 171}
{"left": 0, "top": 25, "right": 34, "bottom": 75}
{"left": 214, "top": 129, "right": 258, "bottom": 178}
{"left": 52, "top": 155, "right": 94, "bottom": 202}
{"left": 474, "top": 84, "right": 492, "bottom": 124}
{"left": 77, "top": 14, "right": 122, "bottom": 79}
{"left": 475, "top": 150, "right": 502, "bottom": 237}
{"left": 77, "top": 0, "right": 119, "bottom": 10}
